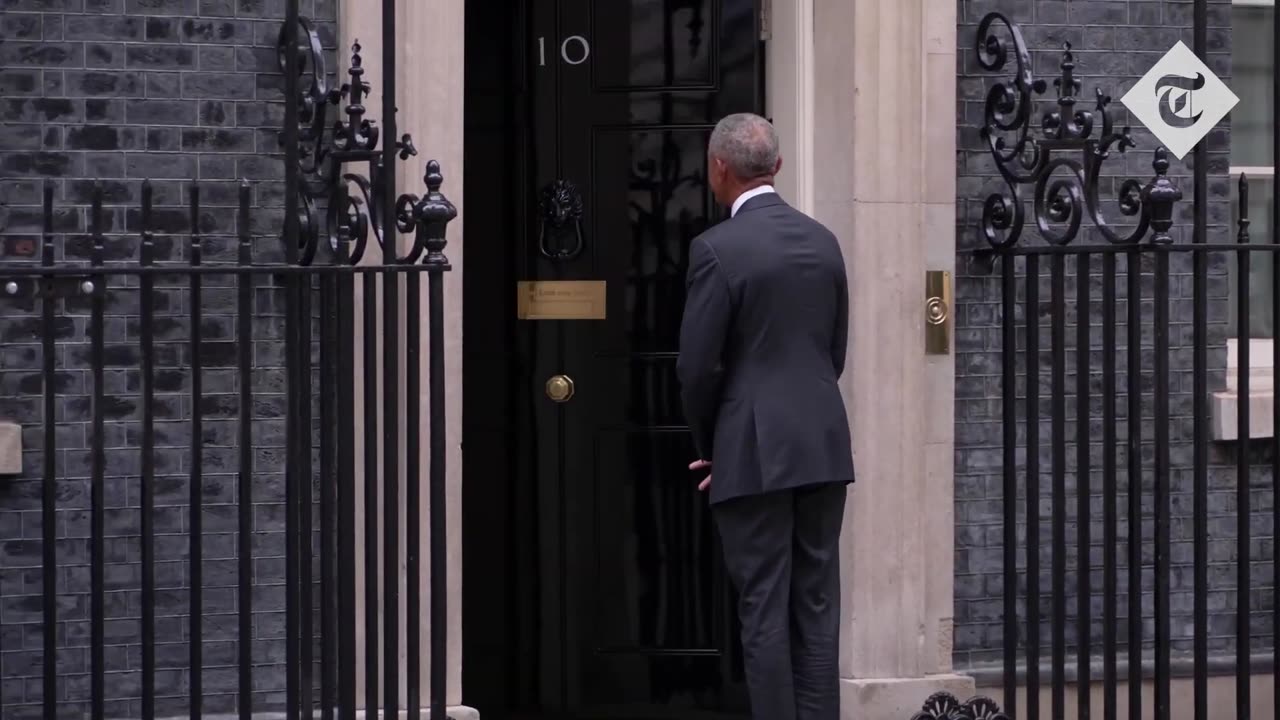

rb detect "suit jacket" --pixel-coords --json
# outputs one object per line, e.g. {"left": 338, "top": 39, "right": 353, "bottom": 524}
{"left": 677, "top": 193, "right": 855, "bottom": 505}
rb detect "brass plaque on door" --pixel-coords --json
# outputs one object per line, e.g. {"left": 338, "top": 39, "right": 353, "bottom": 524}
{"left": 517, "top": 280, "right": 606, "bottom": 320}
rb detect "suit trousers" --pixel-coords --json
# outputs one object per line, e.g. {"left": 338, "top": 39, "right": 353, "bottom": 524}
{"left": 713, "top": 482, "right": 847, "bottom": 720}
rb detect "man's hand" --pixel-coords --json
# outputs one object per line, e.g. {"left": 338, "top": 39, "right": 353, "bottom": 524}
{"left": 689, "top": 459, "right": 711, "bottom": 492}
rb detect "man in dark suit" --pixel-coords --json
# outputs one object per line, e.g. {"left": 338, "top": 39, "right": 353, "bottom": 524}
{"left": 677, "top": 113, "right": 855, "bottom": 720}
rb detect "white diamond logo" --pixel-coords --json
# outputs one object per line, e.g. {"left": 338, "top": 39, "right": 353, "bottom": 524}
{"left": 1121, "top": 41, "right": 1238, "bottom": 160}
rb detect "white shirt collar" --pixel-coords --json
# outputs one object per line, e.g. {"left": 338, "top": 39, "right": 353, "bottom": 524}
{"left": 730, "top": 185, "right": 776, "bottom": 217}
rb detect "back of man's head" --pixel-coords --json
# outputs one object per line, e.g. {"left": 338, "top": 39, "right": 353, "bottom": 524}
{"left": 708, "top": 113, "right": 779, "bottom": 181}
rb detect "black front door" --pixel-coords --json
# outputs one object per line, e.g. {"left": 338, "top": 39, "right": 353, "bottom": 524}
{"left": 461, "top": 0, "right": 763, "bottom": 716}
{"left": 522, "top": 0, "right": 761, "bottom": 717}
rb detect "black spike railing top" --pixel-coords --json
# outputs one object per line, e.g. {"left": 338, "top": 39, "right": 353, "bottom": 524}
{"left": 975, "top": 12, "right": 1181, "bottom": 252}
{"left": 276, "top": 19, "right": 453, "bottom": 267}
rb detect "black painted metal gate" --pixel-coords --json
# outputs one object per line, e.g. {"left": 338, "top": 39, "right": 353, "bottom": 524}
{"left": 914, "top": 5, "right": 1280, "bottom": 720}
{"left": 0, "top": 0, "right": 457, "bottom": 716}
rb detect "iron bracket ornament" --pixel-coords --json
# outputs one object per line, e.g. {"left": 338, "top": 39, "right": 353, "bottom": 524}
{"left": 974, "top": 12, "right": 1182, "bottom": 265}
{"left": 911, "top": 692, "right": 1011, "bottom": 720}
{"left": 276, "top": 19, "right": 454, "bottom": 265}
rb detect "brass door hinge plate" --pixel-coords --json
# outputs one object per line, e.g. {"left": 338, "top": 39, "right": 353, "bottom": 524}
{"left": 925, "top": 270, "right": 951, "bottom": 355}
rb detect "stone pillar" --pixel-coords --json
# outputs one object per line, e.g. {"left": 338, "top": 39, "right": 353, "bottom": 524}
{"left": 339, "top": 0, "right": 473, "bottom": 715}
{"left": 398, "top": 0, "right": 466, "bottom": 711}
{"left": 766, "top": 0, "right": 815, "bottom": 214}
{"left": 810, "top": 0, "right": 972, "bottom": 715}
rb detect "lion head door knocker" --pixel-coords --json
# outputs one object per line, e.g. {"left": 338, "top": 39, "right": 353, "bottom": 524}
{"left": 538, "top": 179, "right": 585, "bottom": 260}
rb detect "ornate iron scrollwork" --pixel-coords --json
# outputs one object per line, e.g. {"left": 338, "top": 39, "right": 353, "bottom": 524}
{"left": 538, "top": 179, "right": 585, "bottom": 260}
{"left": 911, "top": 691, "right": 1010, "bottom": 720}
{"left": 277, "top": 20, "right": 453, "bottom": 265}
{"left": 974, "top": 12, "right": 1182, "bottom": 258}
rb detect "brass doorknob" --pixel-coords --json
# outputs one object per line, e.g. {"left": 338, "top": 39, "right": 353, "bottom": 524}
{"left": 545, "top": 374, "right": 575, "bottom": 403}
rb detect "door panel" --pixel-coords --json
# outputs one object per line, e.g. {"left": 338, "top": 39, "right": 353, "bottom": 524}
{"left": 522, "top": 0, "right": 760, "bottom": 716}
{"left": 592, "top": 0, "right": 717, "bottom": 89}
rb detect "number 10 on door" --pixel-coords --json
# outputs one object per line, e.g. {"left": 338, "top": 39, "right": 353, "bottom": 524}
{"left": 538, "top": 35, "right": 590, "bottom": 66}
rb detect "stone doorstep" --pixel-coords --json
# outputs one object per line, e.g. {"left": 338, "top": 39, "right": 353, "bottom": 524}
{"left": 101, "top": 708, "right": 479, "bottom": 720}
{"left": 841, "top": 674, "right": 978, "bottom": 719}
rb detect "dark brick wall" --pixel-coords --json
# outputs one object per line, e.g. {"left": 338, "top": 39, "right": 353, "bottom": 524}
{"left": 954, "top": 0, "right": 1279, "bottom": 671}
{"left": 0, "top": 0, "right": 335, "bottom": 715}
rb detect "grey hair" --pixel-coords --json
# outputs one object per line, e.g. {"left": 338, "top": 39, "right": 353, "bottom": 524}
{"left": 708, "top": 113, "right": 779, "bottom": 180}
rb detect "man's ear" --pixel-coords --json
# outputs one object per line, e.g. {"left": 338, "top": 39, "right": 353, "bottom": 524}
{"left": 712, "top": 157, "right": 731, "bottom": 187}
{"left": 773, "top": 156, "right": 784, "bottom": 176}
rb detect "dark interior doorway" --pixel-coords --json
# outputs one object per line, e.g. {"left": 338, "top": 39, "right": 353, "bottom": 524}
{"left": 462, "top": 1, "right": 763, "bottom": 717}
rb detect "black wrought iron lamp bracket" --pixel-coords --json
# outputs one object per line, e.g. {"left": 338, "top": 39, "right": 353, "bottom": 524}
{"left": 972, "top": 12, "right": 1182, "bottom": 273}
{"left": 277, "top": 19, "right": 456, "bottom": 267}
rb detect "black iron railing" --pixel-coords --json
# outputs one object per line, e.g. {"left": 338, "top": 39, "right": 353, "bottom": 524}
{"left": 1, "top": 1, "right": 456, "bottom": 715}
{"left": 7, "top": 159, "right": 454, "bottom": 719}
{"left": 278, "top": 1, "right": 459, "bottom": 716}
{"left": 917, "top": 5, "right": 1280, "bottom": 720}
